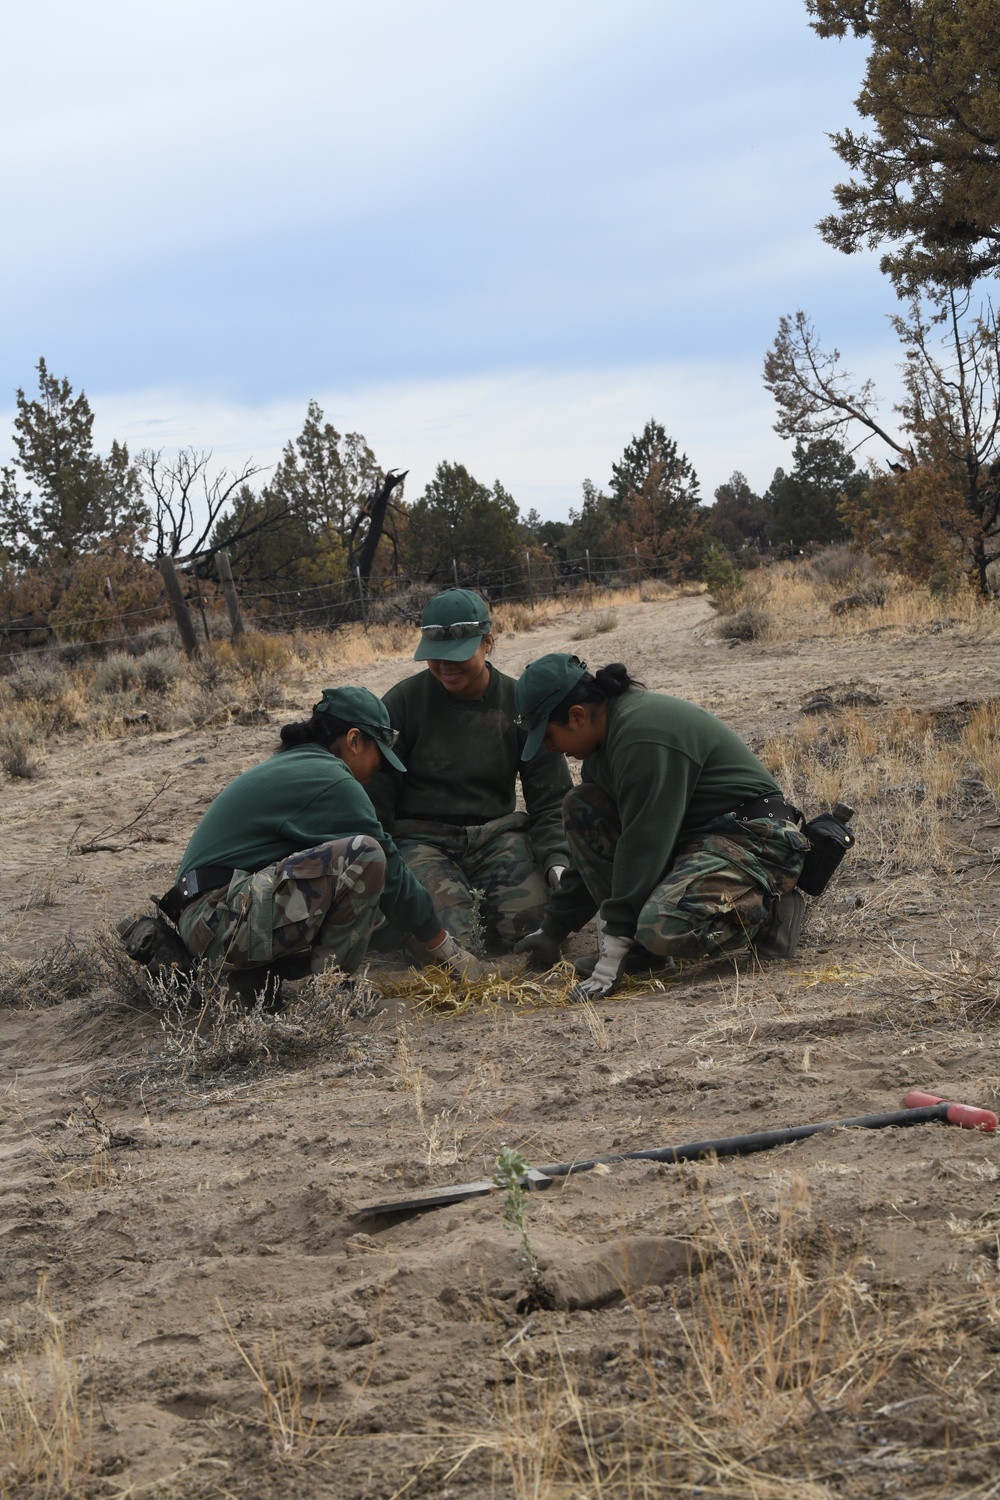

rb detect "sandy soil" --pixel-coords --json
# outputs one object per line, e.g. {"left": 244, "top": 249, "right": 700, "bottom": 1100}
{"left": 2, "top": 592, "right": 999, "bottom": 1497}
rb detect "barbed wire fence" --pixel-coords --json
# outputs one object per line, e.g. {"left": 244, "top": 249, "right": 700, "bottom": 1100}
{"left": 0, "top": 545, "right": 699, "bottom": 665}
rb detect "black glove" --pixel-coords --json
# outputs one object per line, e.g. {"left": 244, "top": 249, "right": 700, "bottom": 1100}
{"left": 511, "top": 928, "right": 563, "bottom": 969}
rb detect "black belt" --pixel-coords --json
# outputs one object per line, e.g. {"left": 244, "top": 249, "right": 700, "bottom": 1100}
{"left": 729, "top": 792, "right": 802, "bottom": 825}
{"left": 156, "top": 864, "right": 236, "bottom": 925}
{"left": 398, "top": 812, "right": 488, "bottom": 827}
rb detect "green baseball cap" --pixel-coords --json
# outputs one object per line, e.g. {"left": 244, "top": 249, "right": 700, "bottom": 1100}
{"left": 413, "top": 588, "right": 491, "bottom": 662}
{"left": 313, "top": 686, "right": 407, "bottom": 772}
{"left": 514, "top": 653, "right": 589, "bottom": 761}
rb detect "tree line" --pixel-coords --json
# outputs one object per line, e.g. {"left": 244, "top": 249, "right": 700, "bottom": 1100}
{"left": 0, "top": 360, "right": 869, "bottom": 645}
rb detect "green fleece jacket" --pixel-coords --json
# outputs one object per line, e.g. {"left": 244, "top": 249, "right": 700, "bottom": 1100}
{"left": 177, "top": 744, "right": 439, "bottom": 941}
{"left": 543, "top": 691, "right": 780, "bottom": 940}
{"left": 369, "top": 664, "right": 571, "bottom": 872}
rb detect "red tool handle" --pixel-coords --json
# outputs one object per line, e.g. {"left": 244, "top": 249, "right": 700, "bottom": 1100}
{"left": 904, "top": 1091, "right": 998, "bottom": 1133}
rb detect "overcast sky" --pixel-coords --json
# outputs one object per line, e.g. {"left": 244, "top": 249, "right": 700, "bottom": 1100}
{"left": 1, "top": 1, "right": 904, "bottom": 518}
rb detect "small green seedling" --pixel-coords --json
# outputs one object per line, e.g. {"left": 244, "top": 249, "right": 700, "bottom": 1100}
{"left": 467, "top": 885, "right": 487, "bottom": 957}
{"left": 493, "top": 1145, "right": 541, "bottom": 1294}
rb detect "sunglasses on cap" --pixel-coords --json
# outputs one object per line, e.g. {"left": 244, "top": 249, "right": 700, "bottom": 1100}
{"left": 365, "top": 724, "right": 401, "bottom": 749}
{"left": 420, "top": 620, "right": 488, "bottom": 642}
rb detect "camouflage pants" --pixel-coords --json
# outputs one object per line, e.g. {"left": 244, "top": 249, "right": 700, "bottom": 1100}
{"left": 565, "top": 784, "right": 809, "bottom": 961}
{"left": 178, "top": 836, "right": 387, "bottom": 976}
{"left": 392, "top": 812, "right": 548, "bottom": 952}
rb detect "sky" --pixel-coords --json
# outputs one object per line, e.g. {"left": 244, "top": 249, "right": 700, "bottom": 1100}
{"left": 0, "top": 0, "right": 907, "bottom": 520}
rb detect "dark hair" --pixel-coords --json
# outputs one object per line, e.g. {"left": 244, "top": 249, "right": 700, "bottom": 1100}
{"left": 278, "top": 712, "right": 373, "bottom": 752}
{"left": 548, "top": 661, "right": 643, "bottom": 725}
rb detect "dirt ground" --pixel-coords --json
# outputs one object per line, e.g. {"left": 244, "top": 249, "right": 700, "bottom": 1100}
{"left": 2, "top": 591, "right": 999, "bottom": 1498}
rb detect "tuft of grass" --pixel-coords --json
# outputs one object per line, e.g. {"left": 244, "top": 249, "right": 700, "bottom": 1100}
{"left": 220, "top": 1308, "right": 323, "bottom": 1463}
{"left": 0, "top": 1280, "right": 95, "bottom": 1500}
{"left": 762, "top": 701, "right": 999, "bottom": 874}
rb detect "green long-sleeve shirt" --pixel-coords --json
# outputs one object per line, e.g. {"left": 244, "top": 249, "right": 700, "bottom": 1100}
{"left": 177, "top": 744, "right": 439, "bottom": 941}
{"left": 368, "top": 664, "right": 572, "bottom": 872}
{"left": 543, "top": 691, "right": 780, "bottom": 940}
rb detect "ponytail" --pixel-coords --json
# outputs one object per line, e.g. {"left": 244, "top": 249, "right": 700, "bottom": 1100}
{"left": 547, "top": 661, "right": 643, "bottom": 725}
{"left": 278, "top": 711, "right": 351, "bottom": 751}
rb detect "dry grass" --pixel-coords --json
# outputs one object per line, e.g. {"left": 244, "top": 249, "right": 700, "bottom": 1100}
{"left": 762, "top": 699, "right": 1000, "bottom": 874}
{"left": 220, "top": 1307, "right": 324, "bottom": 1463}
{"left": 377, "top": 959, "right": 676, "bottom": 1017}
{"left": 724, "top": 560, "right": 1000, "bottom": 647}
{"left": 0, "top": 1281, "right": 95, "bottom": 1500}
{"left": 441, "top": 1184, "right": 1000, "bottom": 1498}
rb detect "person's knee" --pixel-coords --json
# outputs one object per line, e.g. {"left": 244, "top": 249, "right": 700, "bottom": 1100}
{"left": 346, "top": 836, "right": 387, "bottom": 897}
{"left": 564, "top": 782, "right": 618, "bottom": 824}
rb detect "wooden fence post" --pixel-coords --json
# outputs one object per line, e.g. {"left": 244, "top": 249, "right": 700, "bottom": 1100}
{"left": 215, "top": 549, "right": 246, "bottom": 638}
{"left": 156, "top": 555, "right": 200, "bottom": 658}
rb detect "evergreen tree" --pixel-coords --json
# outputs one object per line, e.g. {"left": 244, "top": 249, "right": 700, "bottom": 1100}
{"left": 709, "top": 471, "right": 774, "bottom": 552}
{"left": 403, "top": 462, "right": 521, "bottom": 586}
{"left": 0, "top": 359, "right": 147, "bottom": 564}
{"left": 808, "top": 0, "right": 1000, "bottom": 293}
{"left": 604, "top": 419, "right": 705, "bottom": 575}
{"left": 771, "top": 438, "right": 866, "bottom": 547}
{"left": 565, "top": 480, "right": 613, "bottom": 557}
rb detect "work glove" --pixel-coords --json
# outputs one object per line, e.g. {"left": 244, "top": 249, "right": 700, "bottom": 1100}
{"left": 546, "top": 865, "right": 567, "bottom": 890}
{"left": 511, "top": 928, "right": 563, "bottom": 969}
{"left": 419, "top": 931, "right": 493, "bottom": 983}
{"left": 568, "top": 917, "right": 632, "bottom": 1001}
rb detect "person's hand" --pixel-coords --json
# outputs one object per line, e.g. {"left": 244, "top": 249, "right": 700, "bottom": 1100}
{"left": 512, "top": 928, "right": 562, "bottom": 968}
{"left": 568, "top": 930, "right": 631, "bottom": 1001}
{"left": 547, "top": 865, "right": 566, "bottom": 890}
{"left": 423, "top": 930, "right": 494, "bottom": 982}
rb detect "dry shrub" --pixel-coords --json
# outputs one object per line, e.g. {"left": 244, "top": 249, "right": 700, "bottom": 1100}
{"left": 134, "top": 644, "right": 185, "bottom": 693}
{"left": 0, "top": 941, "right": 100, "bottom": 1009}
{"left": 92, "top": 652, "right": 140, "bottom": 695}
{"left": 716, "top": 606, "right": 771, "bottom": 642}
{"left": 209, "top": 631, "right": 294, "bottom": 708}
{"left": 4, "top": 656, "right": 71, "bottom": 705}
{"left": 0, "top": 727, "right": 42, "bottom": 780}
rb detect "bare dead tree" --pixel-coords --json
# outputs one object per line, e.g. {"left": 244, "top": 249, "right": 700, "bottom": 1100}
{"left": 353, "top": 469, "right": 408, "bottom": 583}
{"left": 765, "top": 295, "right": 1000, "bottom": 594}
{"left": 763, "top": 310, "right": 912, "bottom": 458}
{"left": 139, "top": 448, "right": 269, "bottom": 560}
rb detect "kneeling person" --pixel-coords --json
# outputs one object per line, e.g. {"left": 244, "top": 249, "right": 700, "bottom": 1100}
{"left": 162, "top": 687, "right": 485, "bottom": 986}
{"left": 369, "top": 589, "right": 572, "bottom": 952}
{"left": 513, "top": 655, "right": 810, "bottom": 998}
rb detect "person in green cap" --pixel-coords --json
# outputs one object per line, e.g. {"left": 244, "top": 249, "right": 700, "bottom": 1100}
{"left": 159, "top": 686, "right": 489, "bottom": 987}
{"left": 511, "top": 654, "right": 810, "bottom": 999}
{"left": 367, "top": 588, "right": 572, "bottom": 953}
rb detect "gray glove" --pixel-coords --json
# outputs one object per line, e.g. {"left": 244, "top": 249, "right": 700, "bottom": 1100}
{"left": 568, "top": 918, "right": 631, "bottom": 1001}
{"left": 422, "top": 931, "right": 493, "bottom": 983}
{"left": 512, "top": 927, "right": 563, "bottom": 969}
{"left": 546, "top": 865, "right": 567, "bottom": 890}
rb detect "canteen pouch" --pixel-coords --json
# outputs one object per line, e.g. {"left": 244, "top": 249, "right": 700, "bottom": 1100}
{"left": 797, "top": 812, "right": 855, "bottom": 897}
